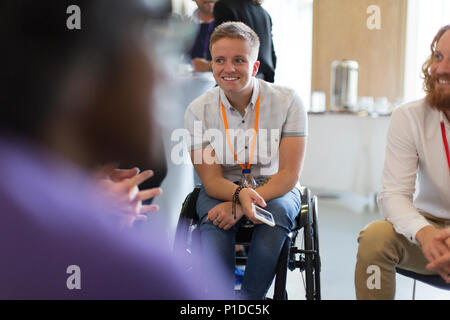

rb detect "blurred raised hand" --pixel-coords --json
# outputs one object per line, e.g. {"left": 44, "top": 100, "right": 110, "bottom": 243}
{"left": 94, "top": 164, "right": 163, "bottom": 228}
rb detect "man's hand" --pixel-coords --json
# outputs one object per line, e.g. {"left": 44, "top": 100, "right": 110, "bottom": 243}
{"left": 424, "top": 228, "right": 450, "bottom": 283}
{"left": 416, "top": 225, "right": 450, "bottom": 283}
{"left": 206, "top": 201, "right": 244, "bottom": 230}
{"left": 192, "top": 58, "right": 212, "bottom": 73}
{"left": 95, "top": 164, "right": 163, "bottom": 228}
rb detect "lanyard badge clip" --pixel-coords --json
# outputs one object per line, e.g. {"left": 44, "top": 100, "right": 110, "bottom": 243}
{"left": 240, "top": 169, "right": 257, "bottom": 188}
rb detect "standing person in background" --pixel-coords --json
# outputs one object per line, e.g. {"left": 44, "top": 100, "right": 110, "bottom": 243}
{"left": 189, "top": 0, "right": 217, "bottom": 72}
{"left": 214, "top": 0, "right": 277, "bottom": 83}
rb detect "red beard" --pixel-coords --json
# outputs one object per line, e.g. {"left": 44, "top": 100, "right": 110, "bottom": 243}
{"left": 425, "top": 73, "right": 450, "bottom": 112}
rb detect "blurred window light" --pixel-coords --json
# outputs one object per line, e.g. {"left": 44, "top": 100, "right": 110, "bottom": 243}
{"left": 262, "top": 0, "right": 313, "bottom": 110}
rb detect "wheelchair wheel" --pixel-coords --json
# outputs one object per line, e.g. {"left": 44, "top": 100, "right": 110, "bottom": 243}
{"left": 312, "top": 195, "right": 321, "bottom": 298}
{"left": 273, "top": 236, "right": 291, "bottom": 300}
{"left": 303, "top": 194, "right": 320, "bottom": 300}
{"left": 173, "top": 187, "right": 201, "bottom": 271}
{"left": 290, "top": 188, "right": 321, "bottom": 300}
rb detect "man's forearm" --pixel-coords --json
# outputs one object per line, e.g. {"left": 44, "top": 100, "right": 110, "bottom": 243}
{"left": 415, "top": 225, "right": 437, "bottom": 246}
{"left": 378, "top": 192, "right": 431, "bottom": 244}
{"left": 255, "top": 170, "right": 299, "bottom": 202}
{"left": 202, "top": 176, "right": 238, "bottom": 201}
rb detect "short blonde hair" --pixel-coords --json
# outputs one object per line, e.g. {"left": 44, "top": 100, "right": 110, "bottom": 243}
{"left": 209, "top": 21, "right": 260, "bottom": 59}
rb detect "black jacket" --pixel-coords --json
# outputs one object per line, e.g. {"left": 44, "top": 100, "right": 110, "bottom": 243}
{"left": 214, "top": 0, "right": 277, "bottom": 83}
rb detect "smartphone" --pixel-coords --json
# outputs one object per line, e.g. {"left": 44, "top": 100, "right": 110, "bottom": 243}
{"left": 252, "top": 203, "right": 275, "bottom": 227}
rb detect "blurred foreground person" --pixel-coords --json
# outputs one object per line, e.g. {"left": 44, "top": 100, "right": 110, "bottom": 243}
{"left": 0, "top": 0, "right": 228, "bottom": 299}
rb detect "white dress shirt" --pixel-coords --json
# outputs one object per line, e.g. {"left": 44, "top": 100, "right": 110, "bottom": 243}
{"left": 377, "top": 99, "right": 450, "bottom": 244}
{"left": 184, "top": 78, "right": 307, "bottom": 182}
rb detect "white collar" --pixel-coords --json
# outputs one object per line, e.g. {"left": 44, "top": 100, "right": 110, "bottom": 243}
{"left": 219, "top": 78, "right": 260, "bottom": 111}
{"left": 440, "top": 111, "right": 450, "bottom": 128}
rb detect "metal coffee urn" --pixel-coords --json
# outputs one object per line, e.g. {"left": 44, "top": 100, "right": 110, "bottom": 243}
{"left": 330, "top": 60, "right": 359, "bottom": 111}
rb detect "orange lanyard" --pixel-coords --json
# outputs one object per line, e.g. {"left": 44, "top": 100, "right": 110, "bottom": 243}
{"left": 220, "top": 90, "right": 260, "bottom": 174}
{"left": 441, "top": 121, "right": 450, "bottom": 173}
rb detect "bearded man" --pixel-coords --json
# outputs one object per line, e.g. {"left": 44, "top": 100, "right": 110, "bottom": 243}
{"left": 354, "top": 25, "right": 450, "bottom": 300}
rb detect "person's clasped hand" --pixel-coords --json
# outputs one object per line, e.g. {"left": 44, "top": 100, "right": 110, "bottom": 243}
{"left": 206, "top": 201, "right": 243, "bottom": 230}
{"left": 418, "top": 226, "right": 450, "bottom": 283}
{"left": 238, "top": 188, "right": 267, "bottom": 225}
{"left": 205, "top": 187, "right": 267, "bottom": 230}
{"left": 94, "top": 164, "right": 163, "bottom": 228}
{"left": 424, "top": 228, "right": 450, "bottom": 283}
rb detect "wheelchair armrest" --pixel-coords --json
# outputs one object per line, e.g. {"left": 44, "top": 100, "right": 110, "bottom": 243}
{"left": 295, "top": 186, "right": 313, "bottom": 230}
{"left": 179, "top": 185, "right": 202, "bottom": 222}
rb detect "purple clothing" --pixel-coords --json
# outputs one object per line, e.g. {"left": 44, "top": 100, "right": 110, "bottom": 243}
{"left": 0, "top": 135, "right": 205, "bottom": 299}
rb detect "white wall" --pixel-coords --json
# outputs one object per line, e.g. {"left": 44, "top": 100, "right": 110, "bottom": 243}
{"left": 263, "top": 0, "right": 313, "bottom": 110}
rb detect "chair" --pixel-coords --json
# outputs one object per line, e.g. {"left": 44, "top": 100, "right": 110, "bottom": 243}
{"left": 396, "top": 267, "right": 450, "bottom": 300}
{"left": 174, "top": 185, "right": 321, "bottom": 300}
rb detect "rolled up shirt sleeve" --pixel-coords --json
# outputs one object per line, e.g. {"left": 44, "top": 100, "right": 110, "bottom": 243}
{"left": 281, "top": 92, "right": 308, "bottom": 137}
{"left": 377, "top": 107, "right": 431, "bottom": 245}
{"left": 184, "top": 106, "right": 209, "bottom": 152}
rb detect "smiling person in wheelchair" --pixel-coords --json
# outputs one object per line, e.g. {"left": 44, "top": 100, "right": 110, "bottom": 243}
{"left": 184, "top": 21, "right": 307, "bottom": 299}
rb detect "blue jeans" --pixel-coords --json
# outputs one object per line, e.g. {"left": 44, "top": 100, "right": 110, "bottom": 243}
{"left": 196, "top": 186, "right": 301, "bottom": 299}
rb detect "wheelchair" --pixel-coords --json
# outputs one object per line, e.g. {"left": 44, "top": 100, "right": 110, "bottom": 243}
{"left": 173, "top": 185, "right": 321, "bottom": 300}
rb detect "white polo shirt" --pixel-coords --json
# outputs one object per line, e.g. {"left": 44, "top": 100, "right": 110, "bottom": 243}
{"left": 184, "top": 78, "right": 307, "bottom": 182}
{"left": 377, "top": 99, "right": 450, "bottom": 244}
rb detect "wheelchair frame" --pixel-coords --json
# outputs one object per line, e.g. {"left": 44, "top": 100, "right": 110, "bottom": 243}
{"left": 173, "top": 186, "right": 321, "bottom": 300}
